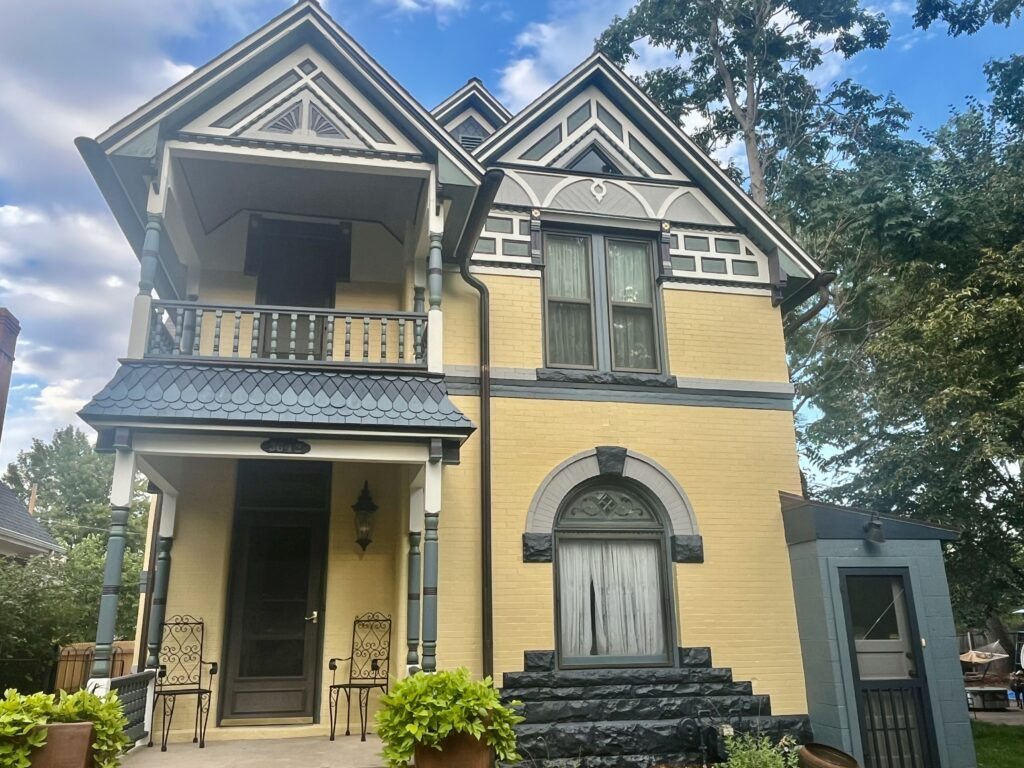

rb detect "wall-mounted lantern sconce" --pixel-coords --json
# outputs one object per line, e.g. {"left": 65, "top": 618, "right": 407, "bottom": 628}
{"left": 864, "top": 512, "right": 886, "bottom": 545}
{"left": 353, "top": 481, "right": 378, "bottom": 551}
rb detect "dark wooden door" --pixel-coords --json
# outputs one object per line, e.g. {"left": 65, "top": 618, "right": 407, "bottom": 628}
{"left": 840, "top": 569, "right": 938, "bottom": 768}
{"left": 222, "top": 461, "right": 330, "bottom": 722}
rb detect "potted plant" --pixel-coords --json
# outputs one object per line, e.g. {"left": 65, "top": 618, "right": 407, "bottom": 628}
{"left": 1, "top": 688, "right": 129, "bottom": 768}
{"left": 375, "top": 668, "right": 523, "bottom": 767}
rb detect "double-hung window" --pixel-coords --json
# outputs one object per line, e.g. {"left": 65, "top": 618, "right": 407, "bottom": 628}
{"left": 544, "top": 231, "right": 660, "bottom": 372}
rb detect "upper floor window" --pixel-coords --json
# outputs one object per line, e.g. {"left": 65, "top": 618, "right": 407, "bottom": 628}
{"left": 544, "top": 232, "right": 660, "bottom": 373}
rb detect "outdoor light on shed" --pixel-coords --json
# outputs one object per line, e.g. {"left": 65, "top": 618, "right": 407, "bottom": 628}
{"left": 864, "top": 513, "right": 886, "bottom": 544}
{"left": 353, "top": 481, "right": 378, "bottom": 551}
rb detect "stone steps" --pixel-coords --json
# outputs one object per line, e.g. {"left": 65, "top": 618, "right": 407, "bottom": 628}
{"left": 500, "top": 649, "right": 811, "bottom": 768}
{"left": 518, "top": 694, "right": 772, "bottom": 723}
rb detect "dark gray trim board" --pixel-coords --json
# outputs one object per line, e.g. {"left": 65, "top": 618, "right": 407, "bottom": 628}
{"left": 780, "top": 492, "right": 960, "bottom": 544}
{"left": 522, "top": 532, "right": 704, "bottom": 563}
{"left": 446, "top": 377, "right": 793, "bottom": 411}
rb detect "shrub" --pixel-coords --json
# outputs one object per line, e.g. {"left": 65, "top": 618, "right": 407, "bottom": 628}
{"left": 723, "top": 733, "right": 800, "bottom": 768}
{"left": 375, "top": 668, "right": 523, "bottom": 767}
{"left": 0, "top": 688, "right": 129, "bottom": 768}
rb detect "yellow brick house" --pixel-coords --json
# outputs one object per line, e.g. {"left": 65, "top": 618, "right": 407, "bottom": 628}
{"left": 76, "top": 3, "right": 972, "bottom": 767}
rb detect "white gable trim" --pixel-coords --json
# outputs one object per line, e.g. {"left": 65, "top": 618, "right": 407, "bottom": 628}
{"left": 433, "top": 79, "right": 511, "bottom": 127}
{"left": 478, "top": 53, "right": 821, "bottom": 279}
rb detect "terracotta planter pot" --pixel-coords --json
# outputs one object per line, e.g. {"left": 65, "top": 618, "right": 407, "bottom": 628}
{"left": 798, "top": 742, "right": 860, "bottom": 768}
{"left": 31, "top": 722, "right": 94, "bottom": 768}
{"left": 414, "top": 732, "right": 493, "bottom": 768}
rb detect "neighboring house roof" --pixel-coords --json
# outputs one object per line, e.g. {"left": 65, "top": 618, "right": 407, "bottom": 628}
{"left": 779, "top": 491, "right": 960, "bottom": 544}
{"left": 0, "top": 482, "right": 64, "bottom": 556}
{"left": 476, "top": 52, "right": 822, "bottom": 284}
{"left": 79, "top": 362, "right": 475, "bottom": 435}
{"left": 433, "top": 78, "right": 512, "bottom": 130}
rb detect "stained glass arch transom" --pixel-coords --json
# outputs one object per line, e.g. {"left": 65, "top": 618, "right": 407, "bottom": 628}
{"left": 556, "top": 483, "right": 665, "bottom": 530}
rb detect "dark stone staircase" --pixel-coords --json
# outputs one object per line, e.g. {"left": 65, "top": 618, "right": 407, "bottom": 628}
{"left": 500, "top": 649, "right": 811, "bottom": 768}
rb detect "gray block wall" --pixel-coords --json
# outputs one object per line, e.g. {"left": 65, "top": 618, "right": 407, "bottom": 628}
{"left": 788, "top": 538, "right": 976, "bottom": 768}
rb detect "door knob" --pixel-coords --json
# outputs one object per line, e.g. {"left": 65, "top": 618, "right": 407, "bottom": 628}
{"left": 305, "top": 611, "right": 318, "bottom": 624}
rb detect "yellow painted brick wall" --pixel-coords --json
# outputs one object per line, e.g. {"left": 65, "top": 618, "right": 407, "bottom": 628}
{"left": 480, "top": 398, "right": 808, "bottom": 715}
{"left": 663, "top": 289, "right": 790, "bottom": 382}
{"left": 446, "top": 271, "right": 789, "bottom": 382}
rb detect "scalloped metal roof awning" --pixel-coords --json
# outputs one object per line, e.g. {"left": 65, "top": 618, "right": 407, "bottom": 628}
{"left": 79, "top": 361, "right": 475, "bottom": 435}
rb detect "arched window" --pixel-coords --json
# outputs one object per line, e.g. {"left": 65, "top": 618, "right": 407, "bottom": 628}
{"left": 554, "top": 480, "right": 674, "bottom": 667}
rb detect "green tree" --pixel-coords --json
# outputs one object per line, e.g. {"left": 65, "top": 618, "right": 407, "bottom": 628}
{"left": 914, "top": 0, "right": 1022, "bottom": 33}
{"left": 793, "top": 105, "right": 1024, "bottom": 652}
{"left": 3, "top": 426, "right": 147, "bottom": 550}
{"left": 598, "top": 0, "right": 891, "bottom": 206}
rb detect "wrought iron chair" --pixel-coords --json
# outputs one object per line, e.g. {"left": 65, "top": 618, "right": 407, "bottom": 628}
{"left": 328, "top": 612, "right": 392, "bottom": 742}
{"left": 147, "top": 615, "right": 218, "bottom": 752}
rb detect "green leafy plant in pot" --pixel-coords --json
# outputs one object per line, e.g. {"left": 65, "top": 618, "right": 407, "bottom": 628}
{"left": 375, "top": 668, "right": 523, "bottom": 767}
{"left": 1, "top": 688, "right": 129, "bottom": 768}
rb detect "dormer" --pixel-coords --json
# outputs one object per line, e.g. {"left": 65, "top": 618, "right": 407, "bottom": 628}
{"left": 433, "top": 78, "right": 512, "bottom": 153}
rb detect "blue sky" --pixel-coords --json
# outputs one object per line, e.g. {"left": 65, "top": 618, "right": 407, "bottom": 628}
{"left": 0, "top": 0, "right": 1019, "bottom": 466}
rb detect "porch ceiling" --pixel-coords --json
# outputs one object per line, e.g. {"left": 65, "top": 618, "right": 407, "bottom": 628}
{"left": 78, "top": 361, "right": 474, "bottom": 434}
{"left": 178, "top": 156, "right": 426, "bottom": 239}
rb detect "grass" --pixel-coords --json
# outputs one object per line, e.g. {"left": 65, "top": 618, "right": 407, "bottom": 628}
{"left": 972, "top": 721, "right": 1024, "bottom": 768}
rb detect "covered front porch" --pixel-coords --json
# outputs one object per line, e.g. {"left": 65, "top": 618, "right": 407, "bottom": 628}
{"left": 77, "top": 363, "right": 472, "bottom": 746}
{"left": 124, "top": 734, "right": 384, "bottom": 767}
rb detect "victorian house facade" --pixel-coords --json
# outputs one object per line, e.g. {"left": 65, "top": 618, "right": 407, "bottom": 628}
{"left": 77, "top": 3, "right": 973, "bottom": 766}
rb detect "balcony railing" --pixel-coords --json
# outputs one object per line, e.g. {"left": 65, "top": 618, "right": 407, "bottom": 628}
{"left": 145, "top": 300, "right": 427, "bottom": 368}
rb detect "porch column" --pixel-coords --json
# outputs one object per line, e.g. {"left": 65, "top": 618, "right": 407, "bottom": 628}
{"left": 406, "top": 531, "right": 422, "bottom": 667}
{"left": 145, "top": 493, "right": 176, "bottom": 669}
{"left": 91, "top": 446, "right": 136, "bottom": 678}
{"left": 127, "top": 215, "right": 161, "bottom": 359}
{"left": 420, "top": 461, "right": 442, "bottom": 672}
{"left": 426, "top": 232, "right": 443, "bottom": 373}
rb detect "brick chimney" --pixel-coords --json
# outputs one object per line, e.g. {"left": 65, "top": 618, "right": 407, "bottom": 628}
{"left": 0, "top": 308, "right": 20, "bottom": 445}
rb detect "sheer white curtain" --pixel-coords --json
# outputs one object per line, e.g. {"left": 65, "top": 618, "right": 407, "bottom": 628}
{"left": 558, "top": 539, "right": 666, "bottom": 659}
{"left": 607, "top": 239, "right": 656, "bottom": 370}
{"left": 546, "top": 235, "right": 593, "bottom": 366}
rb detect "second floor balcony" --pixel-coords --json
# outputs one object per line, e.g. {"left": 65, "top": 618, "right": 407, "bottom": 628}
{"left": 145, "top": 300, "right": 428, "bottom": 369}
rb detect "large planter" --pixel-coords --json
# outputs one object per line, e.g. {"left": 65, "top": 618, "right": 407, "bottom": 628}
{"left": 415, "top": 732, "right": 493, "bottom": 768}
{"left": 31, "top": 722, "right": 94, "bottom": 768}
{"left": 798, "top": 742, "right": 860, "bottom": 768}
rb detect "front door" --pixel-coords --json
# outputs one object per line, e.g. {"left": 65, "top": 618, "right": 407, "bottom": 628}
{"left": 222, "top": 461, "right": 331, "bottom": 722}
{"left": 840, "top": 569, "right": 939, "bottom": 768}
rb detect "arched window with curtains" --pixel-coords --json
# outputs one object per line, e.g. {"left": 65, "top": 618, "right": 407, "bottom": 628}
{"left": 554, "top": 479, "right": 675, "bottom": 668}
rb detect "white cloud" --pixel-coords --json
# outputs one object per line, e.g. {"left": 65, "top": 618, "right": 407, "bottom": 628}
{"left": 0, "top": 205, "right": 137, "bottom": 465}
{"left": 374, "top": 0, "right": 469, "bottom": 25}
{"left": 497, "top": 0, "right": 634, "bottom": 111}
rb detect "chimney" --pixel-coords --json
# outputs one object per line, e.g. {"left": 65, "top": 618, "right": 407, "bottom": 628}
{"left": 0, "top": 308, "right": 20, "bottom": 445}
{"left": 27, "top": 484, "right": 38, "bottom": 517}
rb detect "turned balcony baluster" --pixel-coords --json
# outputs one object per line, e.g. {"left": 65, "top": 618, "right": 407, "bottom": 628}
{"left": 145, "top": 300, "right": 428, "bottom": 370}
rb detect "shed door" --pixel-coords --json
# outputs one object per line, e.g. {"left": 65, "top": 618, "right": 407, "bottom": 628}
{"left": 841, "top": 570, "right": 938, "bottom": 768}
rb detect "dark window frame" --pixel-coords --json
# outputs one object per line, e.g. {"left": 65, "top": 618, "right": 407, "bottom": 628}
{"left": 552, "top": 477, "right": 677, "bottom": 669}
{"left": 542, "top": 228, "right": 664, "bottom": 374}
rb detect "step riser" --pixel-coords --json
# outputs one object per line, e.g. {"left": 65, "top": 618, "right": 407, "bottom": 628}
{"left": 522, "top": 648, "right": 713, "bottom": 673}
{"left": 503, "top": 680, "right": 754, "bottom": 702}
{"left": 519, "top": 694, "right": 772, "bottom": 723}
{"left": 504, "top": 667, "right": 732, "bottom": 689}
{"left": 515, "top": 716, "right": 812, "bottom": 759}
{"left": 506, "top": 752, "right": 705, "bottom": 768}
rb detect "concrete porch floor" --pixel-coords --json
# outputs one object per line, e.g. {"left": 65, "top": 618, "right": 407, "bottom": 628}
{"left": 123, "top": 735, "right": 385, "bottom": 767}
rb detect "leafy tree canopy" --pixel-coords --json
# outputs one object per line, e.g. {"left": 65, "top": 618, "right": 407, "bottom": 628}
{"left": 598, "top": 0, "right": 892, "bottom": 206}
{"left": 3, "top": 426, "right": 148, "bottom": 550}
{"left": 915, "top": 0, "right": 1022, "bottom": 34}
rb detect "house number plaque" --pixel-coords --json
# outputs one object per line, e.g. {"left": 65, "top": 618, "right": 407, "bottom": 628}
{"left": 261, "top": 437, "right": 311, "bottom": 455}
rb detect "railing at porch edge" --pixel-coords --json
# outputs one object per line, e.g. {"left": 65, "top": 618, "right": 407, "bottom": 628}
{"left": 145, "top": 300, "right": 428, "bottom": 368}
{"left": 110, "top": 670, "right": 156, "bottom": 746}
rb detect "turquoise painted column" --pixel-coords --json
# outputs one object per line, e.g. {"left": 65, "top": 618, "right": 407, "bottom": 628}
{"left": 406, "top": 531, "right": 422, "bottom": 667}
{"left": 145, "top": 536, "right": 173, "bottom": 668}
{"left": 91, "top": 448, "right": 135, "bottom": 678}
{"left": 421, "top": 513, "right": 439, "bottom": 672}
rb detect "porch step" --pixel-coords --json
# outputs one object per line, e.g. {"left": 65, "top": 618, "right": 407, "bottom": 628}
{"left": 503, "top": 666, "right": 733, "bottom": 690}
{"left": 523, "top": 647, "right": 713, "bottom": 672}
{"left": 517, "top": 694, "right": 772, "bottom": 723}
{"left": 511, "top": 752, "right": 705, "bottom": 767}
{"left": 513, "top": 716, "right": 812, "bottom": 760}
{"left": 504, "top": 680, "right": 753, "bottom": 702}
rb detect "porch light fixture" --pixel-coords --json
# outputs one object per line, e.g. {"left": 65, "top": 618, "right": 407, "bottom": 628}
{"left": 353, "top": 481, "right": 378, "bottom": 551}
{"left": 864, "top": 513, "right": 886, "bottom": 545}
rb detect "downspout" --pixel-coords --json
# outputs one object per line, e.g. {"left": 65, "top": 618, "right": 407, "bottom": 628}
{"left": 454, "top": 168, "right": 505, "bottom": 678}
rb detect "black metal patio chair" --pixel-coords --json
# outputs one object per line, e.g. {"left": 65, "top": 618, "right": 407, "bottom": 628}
{"left": 148, "top": 615, "right": 218, "bottom": 751}
{"left": 328, "top": 612, "right": 392, "bottom": 742}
